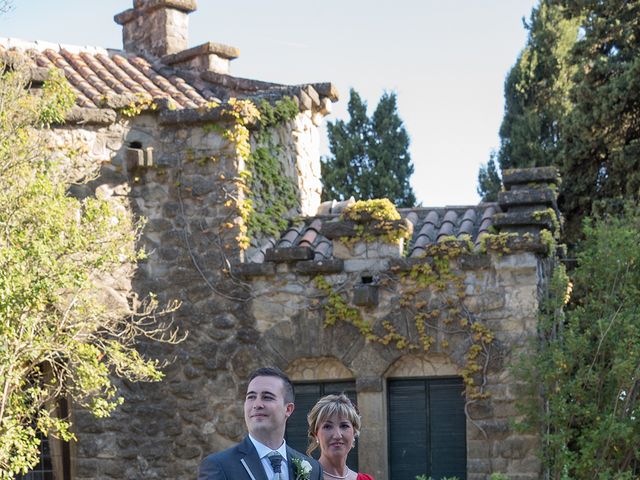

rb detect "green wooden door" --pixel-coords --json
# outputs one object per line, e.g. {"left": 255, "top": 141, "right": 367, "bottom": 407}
{"left": 285, "top": 381, "right": 358, "bottom": 471}
{"left": 388, "top": 377, "right": 466, "bottom": 480}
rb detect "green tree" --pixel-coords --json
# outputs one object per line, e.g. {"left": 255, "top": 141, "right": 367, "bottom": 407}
{"left": 322, "top": 89, "right": 416, "bottom": 207}
{"left": 0, "top": 63, "right": 179, "bottom": 477}
{"left": 518, "top": 206, "right": 640, "bottom": 479}
{"left": 482, "top": 0, "right": 640, "bottom": 244}
{"left": 321, "top": 89, "right": 370, "bottom": 203}
{"left": 476, "top": 152, "right": 502, "bottom": 202}
{"left": 477, "top": 1, "right": 580, "bottom": 203}
{"left": 558, "top": 0, "right": 640, "bottom": 240}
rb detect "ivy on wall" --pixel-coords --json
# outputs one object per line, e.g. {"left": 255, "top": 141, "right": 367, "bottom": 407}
{"left": 211, "top": 96, "right": 300, "bottom": 249}
{"left": 128, "top": 94, "right": 300, "bottom": 251}
{"left": 312, "top": 200, "right": 500, "bottom": 403}
{"left": 314, "top": 243, "right": 496, "bottom": 401}
{"left": 339, "top": 199, "right": 411, "bottom": 246}
{"left": 245, "top": 98, "right": 300, "bottom": 243}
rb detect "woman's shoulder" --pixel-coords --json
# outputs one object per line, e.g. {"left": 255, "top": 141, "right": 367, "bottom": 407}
{"left": 356, "top": 474, "right": 375, "bottom": 480}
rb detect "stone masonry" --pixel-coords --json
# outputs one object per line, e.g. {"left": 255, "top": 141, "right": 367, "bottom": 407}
{"left": 3, "top": 1, "right": 562, "bottom": 478}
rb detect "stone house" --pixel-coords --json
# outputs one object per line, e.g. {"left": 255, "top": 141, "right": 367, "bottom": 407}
{"left": 3, "top": 1, "right": 561, "bottom": 479}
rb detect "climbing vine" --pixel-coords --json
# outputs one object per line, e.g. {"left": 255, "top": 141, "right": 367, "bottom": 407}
{"left": 208, "top": 96, "right": 300, "bottom": 249}
{"left": 339, "top": 199, "right": 410, "bottom": 246}
{"left": 313, "top": 237, "right": 498, "bottom": 402}
{"left": 244, "top": 97, "right": 300, "bottom": 242}
{"left": 119, "top": 93, "right": 158, "bottom": 117}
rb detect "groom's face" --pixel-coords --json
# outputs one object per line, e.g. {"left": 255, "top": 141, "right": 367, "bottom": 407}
{"left": 244, "top": 375, "right": 294, "bottom": 441}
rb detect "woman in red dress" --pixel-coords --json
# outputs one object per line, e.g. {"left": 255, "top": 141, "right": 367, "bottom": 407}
{"left": 306, "top": 394, "right": 375, "bottom": 480}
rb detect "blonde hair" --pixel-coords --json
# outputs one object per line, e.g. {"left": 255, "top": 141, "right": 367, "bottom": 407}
{"left": 306, "top": 393, "right": 361, "bottom": 455}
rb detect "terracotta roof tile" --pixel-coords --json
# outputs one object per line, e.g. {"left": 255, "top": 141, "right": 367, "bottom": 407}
{"left": 248, "top": 204, "right": 501, "bottom": 263}
{"left": 42, "top": 49, "right": 106, "bottom": 107}
{"left": 458, "top": 208, "right": 477, "bottom": 238}
{"left": 247, "top": 237, "right": 276, "bottom": 264}
{"left": 0, "top": 38, "right": 337, "bottom": 118}
{"left": 313, "top": 239, "right": 332, "bottom": 260}
{"left": 475, "top": 205, "right": 498, "bottom": 246}
{"left": 298, "top": 219, "right": 321, "bottom": 248}
{"left": 406, "top": 205, "right": 500, "bottom": 257}
{"left": 93, "top": 53, "right": 149, "bottom": 97}
{"left": 275, "top": 225, "right": 302, "bottom": 249}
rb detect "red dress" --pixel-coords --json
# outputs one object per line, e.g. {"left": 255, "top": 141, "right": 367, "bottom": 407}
{"left": 357, "top": 474, "right": 374, "bottom": 480}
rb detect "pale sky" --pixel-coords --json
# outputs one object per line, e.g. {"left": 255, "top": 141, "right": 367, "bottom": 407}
{"left": 2, "top": 0, "right": 538, "bottom": 207}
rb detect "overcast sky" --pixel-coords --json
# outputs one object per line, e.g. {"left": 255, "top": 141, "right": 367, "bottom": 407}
{"left": 2, "top": 0, "right": 538, "bottom": 206}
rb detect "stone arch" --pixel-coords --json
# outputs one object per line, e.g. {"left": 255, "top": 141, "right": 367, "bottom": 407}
{"left": 385, "top": 352, "right": 460, "bottom": 378}
{"left": 285, "top": 356, "right": 354, "bottom": 382}
{"left": 257, "top": 311, "right": 370, "bottom": 372}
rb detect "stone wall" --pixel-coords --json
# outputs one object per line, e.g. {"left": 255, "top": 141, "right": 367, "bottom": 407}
{"left": 239, "top": 235, "right": 550, "bottom": 480}
{"left": 115, "top": 0, "right": 197, "bottom": 58}
{"left": 45, "top": 104, "right": 326, "bottom": 479}
{"left": 43, "top": 93, "right": 557, "bottom": 480}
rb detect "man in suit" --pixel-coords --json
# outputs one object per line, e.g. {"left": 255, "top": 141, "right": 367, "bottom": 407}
{"left": 198, "top": 367, "right": 322, "bottom": 480}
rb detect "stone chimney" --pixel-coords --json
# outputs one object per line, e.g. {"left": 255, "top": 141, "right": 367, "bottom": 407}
{"left": 114, "top": 0, "right": 197, "bottom": 58}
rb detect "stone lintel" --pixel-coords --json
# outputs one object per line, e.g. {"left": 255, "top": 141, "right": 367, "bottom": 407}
{"left": 201, "top": 70, "right": 284, "bottom": 92}
{"left": 303, "top": 85, "right": 320, "bottom": 106}
{"left": 356, "top": 376, "right": 383, "bottom": 393}
{"left": 502, "top": 167, "right": 559, "bottom": 189}
{"left": 484, "top": 235, "right": 549, "bottom": 255}
{"left": 158, "top": 106, "right": 227, "bottom": 126}
{"left": 294, "top": 258, "right": 344, "bottom": 275}
{"left": 232, "top": 262, "right": 276, "bottom": 278}
{"left": 498, "top": 189, "right": 556, "bottom": 209}
{"left": 264, "top": 246, "right": 314, "bottom": 263}
{"left": 101, "top": 92, "right": 147, "bottom": 110}
{"left": 458, "top": 254, "right": 492, "bottom": 270}
{"left": 493, "top": 211, "right": 555, "bottom": 230}
{"left": 310, "top": 82, "right": 340, "bottom": 102}
{"left": 65, "top": 106, "right": 117, "bottom": 125}
{"left": 162, "top": 41, "right": 240, "bottom": 65}
{"left": 320, "top": 219, "right": 411, "bottom": 240}
{"left": 115, "top": 0, "right": 197, "bottom": 25}
{"left": 198, "top": 75, "right": 338, "bottom": 107}
{"left": 388, "top": 257, "right": 434, "bottom": 273}
{"left": 297, "top": 88, "right": 313, "bottom": 111}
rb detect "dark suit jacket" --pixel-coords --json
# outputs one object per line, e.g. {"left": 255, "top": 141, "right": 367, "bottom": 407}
{"left": 198, "top": 436, "right": 322, "bottom": 480}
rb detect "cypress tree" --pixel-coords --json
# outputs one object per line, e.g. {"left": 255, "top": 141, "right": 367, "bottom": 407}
{"left": 322, "top": 88, "right": 416, "bottom": 207}
{"left": 559, "top": 0, "right": 640, "bottom": 239}
{"left": 477, "top": 0, "right": 580, "bottom": 203}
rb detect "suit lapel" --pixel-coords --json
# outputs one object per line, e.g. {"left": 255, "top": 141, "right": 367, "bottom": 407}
{"left": 239, "top": 437, "right": 268, "bottom": 480}
{"left": 287, "top": 447, "right": 320, "bottom": 480}
{"left": 287, "top": 447, "right": 297, "bottom": 480}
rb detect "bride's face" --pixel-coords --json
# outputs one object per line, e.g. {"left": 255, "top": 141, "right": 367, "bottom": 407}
{"left": 316, "top": 414, "right": 355, "bottom": 458}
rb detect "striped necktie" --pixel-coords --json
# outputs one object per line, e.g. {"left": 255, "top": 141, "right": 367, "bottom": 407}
{"left": 268, "top": 451, "right": 284, "bottom": 480}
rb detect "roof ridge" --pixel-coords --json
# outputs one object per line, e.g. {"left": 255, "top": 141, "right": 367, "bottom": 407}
{"left": 0, "top": 36, "right": 112, "bottom": 56}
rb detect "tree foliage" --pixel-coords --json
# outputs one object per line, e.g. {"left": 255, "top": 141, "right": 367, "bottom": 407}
{"left": 476, "top": 152, "right": 501, "bottom": 202}
{"left": 477, "top": 0, "right": 580, "bottom": 204}
{"left": 517, "top": 206, "right": 640, "bottom": 479}
{"left": 558, "top": 0, "right": 640, "bottom": 240}
{"left": 480, "top": 0, "right": 640, "bottom": 245}
{"left": 0, "top": 63, "right": 179, "bottom": 477}
{"left": 322, "top": 89, "right": 416, "bottom": 207}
